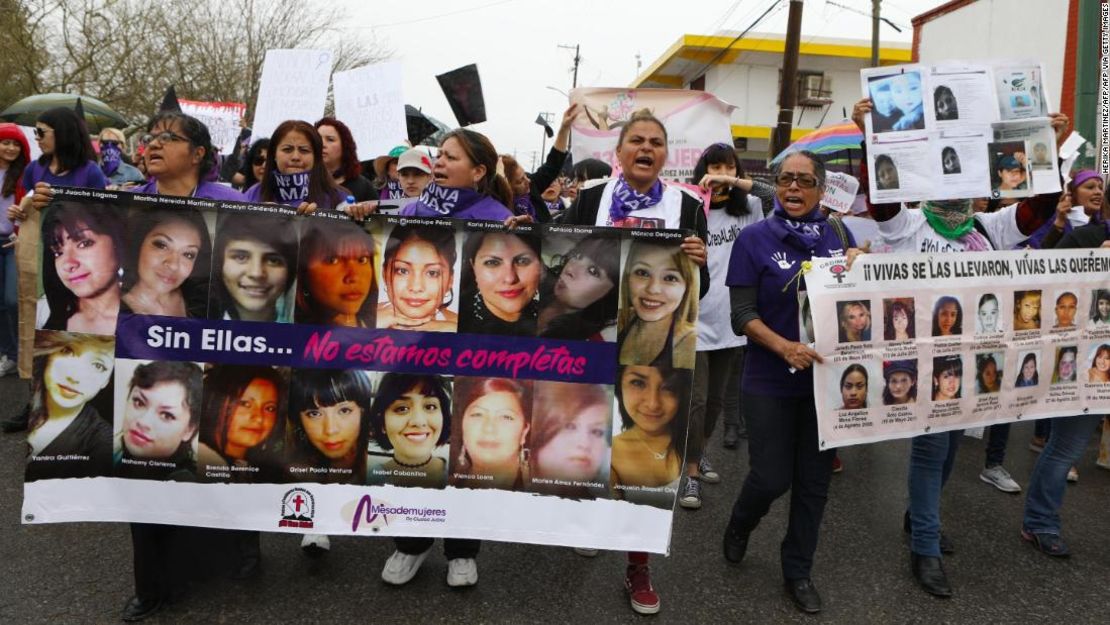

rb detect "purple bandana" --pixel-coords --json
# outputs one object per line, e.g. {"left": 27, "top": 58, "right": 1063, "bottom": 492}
{"left": 609, "top": 175, "right": 663, "bottom": 224}
{"left": 273, "top": 171, "right": 310, "bottom": 203}
{"left": 400, "top": 182, "right": 511, "bottom": 221}
{"left": 380, "top": 179, "right": 404, "bottom": 200}
{"left": 766, "top": 198, "right": 828, "bottom": 253}
{"left": 513, "top": 194, "right": 536, "bottom": 218}
{"left": 100, "top": 142, "right": 122, "bottom": 177}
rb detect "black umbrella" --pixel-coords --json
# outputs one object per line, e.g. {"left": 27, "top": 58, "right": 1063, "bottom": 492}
{"left": 405, "top": 105, "right": 451, "bottom": 146}
{"left": 0, "top": 93, "right": 129, "bottom": 132}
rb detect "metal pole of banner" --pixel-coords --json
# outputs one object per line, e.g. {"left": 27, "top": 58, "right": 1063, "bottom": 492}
{"left": 771, "top": 0, "right": 805, "bottom": 160}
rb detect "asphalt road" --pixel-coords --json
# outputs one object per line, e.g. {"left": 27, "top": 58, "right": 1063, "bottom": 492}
{"left": 1, "top": 373, "right": 1107, "bottom": 624}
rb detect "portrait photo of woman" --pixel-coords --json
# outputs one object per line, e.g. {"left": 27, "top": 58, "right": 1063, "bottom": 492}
{"left": 1090, "top": 289, "right": 1110, "bottom": 325}
{"left": 458, "top": 231, "right": 542, "bottom": 337}
{"left": 1013, "top": 290, "right": 1042, "bottom": 331}
{"left": 208, "top": 212, "right": 298, "bottom": 323}
{"left": 297, "top": 217, "right": 378, "bottom": 328}
{"left": 121, "top": 209, "right": 211, "bottom": 318}
{"left": 377, "top": 224, "right": 459, "bottom": 332}
{"left": 931, "top": 355, "right": 963, "bottom": 402}
{"left": 617, "top": 240, "right": 697, "bottom": 370}
{"left": 286, "top": 369, "right": 373, "bottom": 484}
{"left": 610, "top": 364, "right": 690, "bottom": 509}
{"left": 882, "top": 360, "right": 917, "bottom": 405}
{"left": 537, "top": 234, "right": 620, "bottom": 341}
{"left": 874, "top": 154, "right": 900, "bottom": 190}
{"left": 838, "top": 364, "right": 869, "bottom": 410}
{"left": 940, "top": 146, "right": 961, "bottom": 175}
{"left": 837, "top": 301, "right": 872, "bottom": 343}
{"left": 975, "top": 353, "right": 1002, "bottom": 395}
{"left": 1088, "top": 344, "right": 1110, "bottom": 383}
{"left": 25, "top": 331, "right": 114, "bottom": 481}
{"left": 931, "top": 295, "right": 963, "bottom": 337}
{"left": 528, "top": 381, "right": 612, "bottom": 498}
{"left": 1014, "top": 352, "right": 1040, "bottom": 388}
{"left": 883, "top": 298, "right": 915, "bottom": 341}
{"left": 976, "top": 293, "right": 1001, "bottom": 334}
{"left": 449, "top": 377, "right": 532, "bottom": 490}
{"left": 196, "top": 365, "right": 286, "bottom": 483}
{"left": 367, "top": 373, "right": 452, "bottom": 488}
{"left": 39, "top": 201, "right": 127, "bottom": 335}
{"left": 1051, "top": 346, "right": 1078, "bottom": 384}
{"left": 113, "top": 360, "right": 202, "bottom": 480}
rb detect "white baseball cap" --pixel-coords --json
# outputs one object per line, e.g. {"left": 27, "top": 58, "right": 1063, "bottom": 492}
{"left": 397, "top": 148, "right": 434, "bottom": 174}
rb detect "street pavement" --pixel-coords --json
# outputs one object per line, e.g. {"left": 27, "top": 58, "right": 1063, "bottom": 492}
{"left": 1, "top": 373, "right": 1107, "bottom": 624}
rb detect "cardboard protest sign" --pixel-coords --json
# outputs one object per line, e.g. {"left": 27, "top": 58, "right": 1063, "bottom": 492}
{"left": 860, "top": 60, "right": 1061, "bottom": 203}
{"left": 21, "top": 188, "right": 699, "bottom": 554}
{"left": 568, "top": 88, "right": 736, "bottom": 183}
{"left": 252, "top": 49, "right": 333, "bottom": 143}
{"left": 806, "top": 249, "right": 1110, "bottom": 449}
{"left": 179, "top": 99, "right": 247, "bottom": 155}
{"left": 333, "top": 62, "right": 407, "bottom": 161}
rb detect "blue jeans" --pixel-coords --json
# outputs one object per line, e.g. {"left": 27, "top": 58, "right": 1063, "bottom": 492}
{"left": 907, "top": 430, "right": 962, "bottom": 556}
{"left": 0, "top": 246, "right": 17, "bottom": 360}
{"left": 1022, "top": 413, "right": 1102, "bottom": 535}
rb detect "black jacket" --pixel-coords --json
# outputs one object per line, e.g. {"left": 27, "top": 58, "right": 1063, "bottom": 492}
{"left": 525, "top": 147, "right": 569, "bottom": 222}
{"left": 556, "top": 181, "right": 711, "bottom": 299}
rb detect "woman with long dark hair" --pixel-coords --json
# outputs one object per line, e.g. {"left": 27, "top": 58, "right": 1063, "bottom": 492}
{"left": 286, "top": 369, "right": 373, "bottom": 483}
{"left": 0, "top": 123, "right": 31, "bottom": 376}
{"left": 121, "top": 209, "right": 211, "bottom": 318}
{"left": 536, "top": 234, "right": 619, "bottom": 341}
{"left": 400, "top": 128, "right": 514, "bottom": 220}
{"left": 245, "top": 120, "right": 347, "bottom": 210}
{"left": 296, "top": 217, "right": 378, "bottom": 328}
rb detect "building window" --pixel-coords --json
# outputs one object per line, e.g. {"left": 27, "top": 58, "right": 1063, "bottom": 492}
{"left": 690, "top": 74, "right": 705, "bottom": 91}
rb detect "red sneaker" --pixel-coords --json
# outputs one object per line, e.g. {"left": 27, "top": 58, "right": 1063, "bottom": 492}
{"left": 831, "top": 456, "right": 844, "bottom": 474}
{"left": 625, "top": 564, "right": 660, "bottom": 615}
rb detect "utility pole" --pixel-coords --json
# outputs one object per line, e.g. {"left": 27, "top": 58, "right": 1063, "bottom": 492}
{"left": 871, "top": 0, "right": 881, "bottom": 67}
{"left": 559, "top": 44, "right": 581, "bottom": 89}
{"left": 771, "top": 0, "right": 805, "bottom": 160}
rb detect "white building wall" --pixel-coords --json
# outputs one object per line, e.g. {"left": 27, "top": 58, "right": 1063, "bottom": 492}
{"left": 916, "top": 0, "right": 1069, "bottom": 110}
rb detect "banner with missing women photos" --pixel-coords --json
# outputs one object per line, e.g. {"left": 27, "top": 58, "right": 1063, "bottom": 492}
{"left": 20, "top": 187, "right": 698, "bottom": 554}
{"left": 806, "top": 250, "right": 1110, "bottom": 449}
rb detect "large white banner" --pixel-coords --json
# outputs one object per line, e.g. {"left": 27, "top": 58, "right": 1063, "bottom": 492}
{"left": 251, "top": 49, "right": 333, "bottom": 143}
{"left": 569, "top": 88, "right": 735, "bottom": 182}
{"left": 333, "top": 61, "right": 407, "bottom": 161}
{"left": 806, "top": 249, "right": 1110, "bottom": 449}
{"left": 179, "top": 99, "right": 246, "bottom": 155}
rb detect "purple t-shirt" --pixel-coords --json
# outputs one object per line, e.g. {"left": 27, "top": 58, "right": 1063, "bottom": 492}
{"left": 133, "top": 180, "right": 245, "bottom": 201}
{"left": 22, "top": 160, "right": 107, "bottom": 191}
{"left": 725, "top": 218, "right": 854, "bottom": 397}
{"left": 400, "top": 193, "right": 512, "bottom": 221}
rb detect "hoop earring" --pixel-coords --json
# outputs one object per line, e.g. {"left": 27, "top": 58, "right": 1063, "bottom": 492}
{"left": 442, "top": 287, "right": 454, "bottom": 308}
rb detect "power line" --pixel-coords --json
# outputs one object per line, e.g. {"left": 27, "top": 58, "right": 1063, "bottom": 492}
{"left": 688, "top": 0, "right": 785, "bottom": 82}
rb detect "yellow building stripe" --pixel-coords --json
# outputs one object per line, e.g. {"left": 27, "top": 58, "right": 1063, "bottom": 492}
{"left": 731, "top": 125, "right": 814, "bottom": 141}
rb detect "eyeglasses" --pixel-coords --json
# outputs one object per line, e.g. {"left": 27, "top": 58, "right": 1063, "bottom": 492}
{"left": 252, "top": 156, "right": 267, "bottom": 166}
{"left": 142, "top": 131, "right": 190, "bottom": 145}
{"left": 33, "top": 127, "right": 53, "bottom": 139}
{"left": 774, "top": 173, "right": 819, "bottom": 189}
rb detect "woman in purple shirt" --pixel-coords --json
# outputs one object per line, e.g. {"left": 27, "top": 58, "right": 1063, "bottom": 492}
{"left": 399, "top": 129, "right": 513, "bottom": 221}
{"left": 722, "top": 150, "right": 862, "bottom": 615}
{"left": 245, "top": 120, "right": 346, "bottom": 211}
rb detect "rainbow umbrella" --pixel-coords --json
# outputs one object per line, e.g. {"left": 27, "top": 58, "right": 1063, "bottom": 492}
{"left": 770, "top": 121, "right": 863, "bottom": 174}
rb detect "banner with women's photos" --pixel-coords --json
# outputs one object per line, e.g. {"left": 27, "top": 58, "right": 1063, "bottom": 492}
{"left": 20, "top": 187, "right": 698, "bottom": 554}
{"left": 805, "top": 249, "right": 1110, "bottom": 449}
{"left": 860, "top": 60, "right": 1062, "bottom": 203}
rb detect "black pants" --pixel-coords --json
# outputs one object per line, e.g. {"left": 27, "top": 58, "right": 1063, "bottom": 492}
{"left": 728, "top": 393, "right": 833, "bottom": 580}
{"left": 394, "top": 537, "right": 480, "bottom": 559}
{"left": 131, "top": 523, "right": 188, "bottom": 602}
{"left": 985, "top": 422, "right": 1011, "bottom": 467}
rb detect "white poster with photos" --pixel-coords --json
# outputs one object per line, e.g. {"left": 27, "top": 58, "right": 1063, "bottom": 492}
{"left": 860, "top": 60, "right": 1060, "bottom": 203}
{"left": 805, "top": 249, "right": 1110, "bottom": 449}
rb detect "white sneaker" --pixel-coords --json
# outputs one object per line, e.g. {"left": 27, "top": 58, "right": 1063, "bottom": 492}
{"left": 0, "top": 356, "right": 15, "bottom": 377}
{"left": 300, "top": 533, "right": 330, "bottom": 556}
{"left": 979, "top": 465, "right": 1021, "bottom": 493}
{"left": 381, "top": 548, "right": 431, "bottom": 585}
{"left": 573, "top": 547, "right": 599, "bottom": 557}
{"left": 446, "top": 557, "right": 478, "bottom": 587}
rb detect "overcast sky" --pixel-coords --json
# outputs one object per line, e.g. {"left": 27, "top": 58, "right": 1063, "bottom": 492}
{"left": 337, "top": 0, "right": 949, "bottom": 165}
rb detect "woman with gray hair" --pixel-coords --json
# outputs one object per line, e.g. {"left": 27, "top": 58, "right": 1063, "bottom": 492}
{"left": 722, "top": 149, "right": 862, "bottom": 614}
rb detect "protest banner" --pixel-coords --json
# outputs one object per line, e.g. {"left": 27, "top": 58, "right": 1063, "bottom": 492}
{"left": 333, "top": 61, "right": 407, "bottom": 161}
{"left": 860, "top": 60, "right": 1062, "bottom": 203}
{"left": 569, "top": 88, "right": 735, "bottom": 182}
{"left": 251, "top": 49, "right": 333, "bottom": 143}
{"left": 20, "top": 188, "right": 698, "bottom": 554}
{"left": 179, "top": 99, "right": 247, "bottom": 155}
{"left": 804, "top": 249, "right": 1110, "bottom": 449}
{"left": 821, "top": 172, "right": 860, "bottom": 214}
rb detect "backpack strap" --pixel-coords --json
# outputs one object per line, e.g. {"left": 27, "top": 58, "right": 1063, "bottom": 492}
{"left": 829, "top": 216, "right": 851, "bottom": 250}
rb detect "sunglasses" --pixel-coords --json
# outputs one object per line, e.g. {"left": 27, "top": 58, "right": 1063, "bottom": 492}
{"left": 252, "top": 156, "right": 267, "bottom": 166}
{"left": 774, "top": 173, "right": 819, "bottom": 189}
{"left": 33, "top": 127, "right": 53, "bottom": 139}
